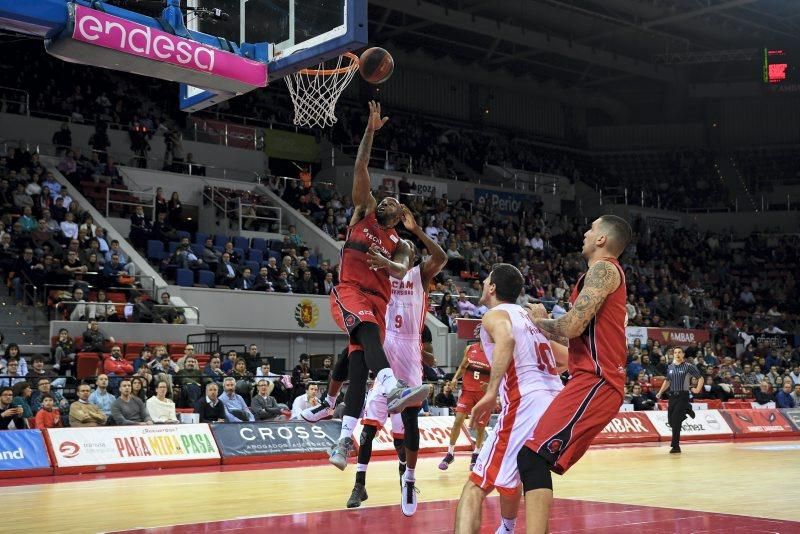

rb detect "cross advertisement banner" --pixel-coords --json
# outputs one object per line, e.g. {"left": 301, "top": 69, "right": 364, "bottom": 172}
{"left": 211, "top": 420, "right": 341, "bottom": 461}
{"left": 354, "top": 416, "right": 473, "bottom": 455}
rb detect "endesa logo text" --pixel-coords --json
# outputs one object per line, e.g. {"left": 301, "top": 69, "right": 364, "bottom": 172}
{"left": 73, "top": 5, "right": 215, "bottom": 71}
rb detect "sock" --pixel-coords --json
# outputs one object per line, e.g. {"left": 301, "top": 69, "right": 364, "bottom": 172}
{"left": 448, "top": 444, "right": 455, "bottom": 455}
{"left": 499, "top": 516, "right": 517, "bottom": 532}
{"left": 398, "top": 460, "right": 407, "bottom": 478}
{"left": 403, "top": 467, "right": 415, "bottom": 483}
{"left": 325, "top": 394, "right": 337, "bottom": 407}
{"left": 340, "top": 416, "right": 358, "bottom": 441}
{"left": 376, "top": 367, "right": 398, "bottom": 394}
{"left": 356, "top": 465, "right": 367, "bottom": 485}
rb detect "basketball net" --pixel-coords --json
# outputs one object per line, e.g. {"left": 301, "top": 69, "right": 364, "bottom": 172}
{"left": 285, "top": 52, "right": 359, "bottom": 129}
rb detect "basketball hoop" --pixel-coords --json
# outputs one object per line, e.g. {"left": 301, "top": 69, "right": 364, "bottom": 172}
{"left": 285, "top": 52, "right": 359, "bottom": 129}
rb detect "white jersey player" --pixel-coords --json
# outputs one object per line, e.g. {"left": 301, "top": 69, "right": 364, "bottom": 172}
{"left": 455, "top": 264, "right": 567, "bottom": 534}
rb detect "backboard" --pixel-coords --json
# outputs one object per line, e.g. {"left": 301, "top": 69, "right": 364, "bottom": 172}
{"left": 181, "top": 0, "right": 367, "bottom": 111}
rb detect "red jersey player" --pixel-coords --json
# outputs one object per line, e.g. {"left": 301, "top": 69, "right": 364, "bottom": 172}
{"left": 516, "top": 215, "right": 632, "bottom": 534}
{"left": 326, "top": 101, "right": 431, "bottom": 470}
{"left": 439, "top": 341, "right": 491, "bottom": 471}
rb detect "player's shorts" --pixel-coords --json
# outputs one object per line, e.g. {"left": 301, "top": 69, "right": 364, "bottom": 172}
{"left": 524, "top": 372, "right": 623, "bottom": 475}
{"left": 384, "top": 335, "right": 422, "bottom": 387}
{"left": 456, "top": 390, "right": 489, "bottom": 425}
{"left": 362, "top": 396, "right": 405, "bottom": 439}
{"left": 330, "top": 285, "right": 387, "bottom": 352}
{"left": 470, "top": 389, "right": 559, "bottom": 496}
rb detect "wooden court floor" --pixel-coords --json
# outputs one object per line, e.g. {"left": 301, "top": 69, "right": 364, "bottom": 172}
{"left": 4, "top": 439, "right": 800, "bottom": 533}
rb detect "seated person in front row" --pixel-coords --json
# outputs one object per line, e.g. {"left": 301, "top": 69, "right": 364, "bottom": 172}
{"left": 110, "top": 379, "right": 153, "bottom": 425}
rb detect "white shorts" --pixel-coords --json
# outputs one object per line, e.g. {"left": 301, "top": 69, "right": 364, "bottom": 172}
{"left": 470, "top": 389, "right": 559, "bottom": 495}
{"left": 384, "top": 336, "right": 422, "bottom": 387}
{"left": 363, "top": 389, "right": 405, "bottom": 437}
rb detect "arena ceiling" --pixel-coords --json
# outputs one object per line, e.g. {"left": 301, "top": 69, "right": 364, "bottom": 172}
{"left": 367, "top": 0, "right": 800, "bottom": 90}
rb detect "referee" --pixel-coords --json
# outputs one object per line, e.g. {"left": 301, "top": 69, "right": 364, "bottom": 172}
{"left": 655, "top": 347, "right": 704, "bottom": 454}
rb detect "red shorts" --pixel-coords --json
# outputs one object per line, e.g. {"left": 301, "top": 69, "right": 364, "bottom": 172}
{"left": 456, "top": 390, "right": 489, "bottom": 425}
{"left": 330, "top": 285, "right": 387, "bottom": 352}
{"left": 524, "top": 372, "right": 622, "bottom": 475}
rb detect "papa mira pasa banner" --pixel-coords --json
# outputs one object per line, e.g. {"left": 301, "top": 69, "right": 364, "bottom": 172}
{"left": 46, "top": 424, "right": 219, "bottom": 468}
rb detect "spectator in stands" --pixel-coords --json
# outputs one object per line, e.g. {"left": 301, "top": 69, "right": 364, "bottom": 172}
{"left": 64, "top": 286, "right": 88, "bottom": 321}
{"left": 111, "top": 379, "right": 153, "bottom": 425}
{"left": 91, "top": 289, "right": 119, "bottom": 322}
{"left": 130, "top": 291, "right": 160, "bottom": 323}
{"left": 790, "top": 365, "right": 800, "bottom": 386}
{"left": 53, "top": 123, "right": 72, "bottom": 154}
{"left": 147, "top": 380, "right": 179, "bottom": 423}
{"left": 630, "top": 384, "right": 656, "bottom": 411}
{"left": 88, "top": 374, "right": 115, "bottom": 418}
{"left": 34, "top": 394, "right": 63, "bottom": 429}
{"left": 158, "top": 292, "right": 185, "bottom": 324}
{"left": 273, "top": 270, "right": 293, "bottom": 293}
{"left": 152, "top": 211, "right": 178, "bottom": 243}
{"left": 776, "top": 381, "right": 795, "bottom": 408}
{"left": 434, "top": 383, "right": 457, "bottom": 408}
{"left": 627, "top": 355, "right": 644, "bottom": 382}
{"left": 251, "top": 379, "right": 286, "bottom": 421}
{"left": 753, "top": 381, "right": 775, "bottom": 405}
{"left": 69, "top": 383, "right": 108, "bottom": 427}
{"left": 215, "top": 252, "right": 239, "bottom": 288}
{"left": 0, "top": 387, "right": 26, "bottom": 430}
{"left": 0, "top": 359, "right": 24, "bottom": 388}
{"left": 243, "top": 344, "right": 260, "bottom": 374}
{"left": 176, "top": 356, "right": 203, "bottom": 408}
{"left": 791, "top": 384, "right": 800, "bottom": 407}
{"left": 26, "top": 356, "right": 63, "bottom": 388}
{"left": 132, "top": 346, "right": 153, "bottom": 373}
{"left": 292, "top": 354, "right": 311, "bottom": 396}
{"left": 228, "top": 358, "right": 254, "bottom": 399}
{"left": 291, "top": 383, "right": 319, "bottom": 419}
{"left": 151, "top": 353, "right": 178, "bottom": 389}
{"left": 252, "top": 266, "right": 274, "bottom": 292}
{"left": 219, "top": 377, "right": 254, "bottom": 422}
{"left": 130, "top": 376, "right": 147, "bottom": 402}
{"left": 201, "top": 238, "right": 219, "bottom": 270}
{"left": 195, "top": 382, "right": 226, "bottom": 423}
{"left": 221, "top": 350, "right": 239, "bottom": 374}
{"left": 31, "top": 377, "right": 69, "bottom": 414}
{"left": 12, "top": 248, "right": 43, "bottom": 303}
{"left": 129, "top": 205, "right": 152, "bottom": 249}
{"left": 11, "top": 381, "right": 34, "bottom": 418}
{"left": 204, "top": 355, "right": 226, "bottom": 383}
{"left": 295, "top": 269, "right": 316, "bottom": 294}
{"left": 81, "top": 319, "right": 114, "bottom": 353}
{"left": 312, "top": 356, "right": 333, "bottom": 382}
{"left": 176, "top": 344, "right": 196, "bottom": 370}
{"left": 234, "top": 267, "right": 254, "bottom": 290}
{"left": 104, "top": 345, "right": 133, "bottom": 381}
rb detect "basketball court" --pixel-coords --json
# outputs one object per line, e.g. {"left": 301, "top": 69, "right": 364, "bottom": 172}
{"left": 5, "top": 439, "right": 800, "bottom": 533}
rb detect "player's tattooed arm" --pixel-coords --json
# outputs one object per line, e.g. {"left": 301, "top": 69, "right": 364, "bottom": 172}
{"left": 353, "top": 101, "right": 387, "bottom": 213}
{"left": 366, "top": 239, "right": 411, "bottom": 279}
{"left": 533, "top": 260, "right": 620, "bottom": 340}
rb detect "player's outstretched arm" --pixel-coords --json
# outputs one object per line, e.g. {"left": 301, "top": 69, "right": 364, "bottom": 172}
{"left": 401, "top": 206, "right": 447, "bottom": 286}
{"left": 352, "top": 101, "right": 387, "bottom": 217}
{"left": 533, "top": 260, "right": 620, "bottom": 340}
{"left": 470, "top": 310, "right": 514, "bottom": 426}
{"left": 366, "top": 239, "right": 412, "bottom": 279}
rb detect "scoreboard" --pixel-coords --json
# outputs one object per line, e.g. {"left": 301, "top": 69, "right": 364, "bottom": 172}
{"left": 763, "top": 48, "right": 797, "bottom": 84}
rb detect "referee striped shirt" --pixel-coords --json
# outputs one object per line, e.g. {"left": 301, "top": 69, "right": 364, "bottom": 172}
{"left": 667, "top": 362, "right": 701, "bottom": 392}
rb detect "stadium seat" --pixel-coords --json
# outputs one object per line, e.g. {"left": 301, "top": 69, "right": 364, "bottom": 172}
{"left": 176, "top": 230, "right": 191, "bottom": 241}
{"left": 197, "top": 270, "right": 215, "bottom": 287}
{"left": 147, "top": 240, "right": 165, "bottom": 261}
{"left": 233, "top": 247, "right": 245, "bottom": 260}
{"left": 247, "top": 249, "right": 263, "bottom": 263}
{"left": 176, "top": 268, "right": 193, "bottom": 287}
{"left": 245, "top": 260, "right": 259, "bottom": 273}
{"left": 214, "top": 234, "right": 228, "bottom": 248}
{"left": 77, "top": 353, "right": 100, "bottom": 379}
{"left": 169, "top": 343, "right": 187, "bottom": 355}
{"left": 308, "top": 254, "right": 318, "bottom": 267}
{"left": 125, "top": 342, "right": 145, "bottom": 354}
{"left": 190, "top": 243, "right": 204, "bottom": 257}
{"left": 268, "top": 250, "right": 281, "bottom": 261}
{"left": 193, "top": 232, "right": 207, "bottom": 245}
{"left": 233, "top": 236, "right": 249, "bottom": 250}
{"left": 251, "top": 237, "right": 267, "bottom": 251}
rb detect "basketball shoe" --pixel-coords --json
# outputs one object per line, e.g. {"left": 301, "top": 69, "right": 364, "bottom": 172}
{"left": 386, "top": 381, "right": 431, "bottom": 414}
{"left": 301, "top": 399, "right": 334, "bottom": 422}
{"left": 329, "top": 436, "right": 355, "bottom": 470}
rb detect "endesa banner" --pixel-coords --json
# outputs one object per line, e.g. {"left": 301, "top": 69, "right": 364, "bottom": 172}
{"left": 645, "top": 410, "right": 733, "bottom": 440}
{"left": 46, "top": 424, "right": 219, "bottom": 473}
{"left": 211, "top": 420, "right": 341, "bottom": 463}
{"left": 721, "top": 409, "right": 797, "bottom": 438}
{"left": 648, "top": 327, "right": 709, "bottom": 346}
{"left": 592, "top": 412, "right": 659, "bottom": 445}
{"left": 354, "top": 416, "right": 473, "bottom": 455}
{"left": 0, "top": 429, "right": 52, "bottom": 478}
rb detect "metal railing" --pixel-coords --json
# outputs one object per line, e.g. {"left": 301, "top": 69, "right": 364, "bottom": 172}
{"left": 53, "top": 301, "right": 200, "bottom": 324}
{"left": 238, "top": 201, "right": 282, "bottom": 234}
{"left": 336, "top": 145, "right": 415, "bottom": 174}
{"left": 0, "top": 86, "right": 30, "bottom": 116}
{"left": 105, "top": 187, "right": 156, "bottom": 218}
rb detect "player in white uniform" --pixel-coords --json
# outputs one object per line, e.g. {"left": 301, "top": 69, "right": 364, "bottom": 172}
{"left": 454, "top": 264, "right": 568, "bottom": 534}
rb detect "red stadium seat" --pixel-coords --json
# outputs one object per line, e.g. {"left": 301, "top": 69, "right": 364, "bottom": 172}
{"left": 125, "top": 342, "right": 146, "bottom": 355}
{"left": 76, "top": 352, "right": 101, "bottom": 380}
{"left": 169, "top": 343, "right": 187, "bottom": 355}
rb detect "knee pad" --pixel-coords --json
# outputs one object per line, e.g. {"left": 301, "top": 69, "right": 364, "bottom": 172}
{"left": 332, "top": 350, "right": 350, "bottom": 382}
{"left": 517, "top": 447, "right": 552, "bottom": 493}
{"left": 401, "top": 408, "right": 420, "bottom": 452}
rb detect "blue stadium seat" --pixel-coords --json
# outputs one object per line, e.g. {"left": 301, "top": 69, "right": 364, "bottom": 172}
{"left": 190, "top": 244, "right": 204, "bottom": 257}
{"left": 248, "top": 249, "right": 263, "bottom": 263}
{"left": 176, "top": 268, "right": 193, "bottom": 287}
{"left": 251, "top": 238, "right": 267, "bottom": 251}
{"left": 214, "top": 234, "right": 228, "bottom": 248}
{"left": 197, "top": 270, "right": 215, "bottom": 287}
{"left": 146, "top": 240, "right": 164, "bottom": 261}
{"left": 168, "top": 241, "right": 180, "bottom": 254}
{"left": 176, "top": 230, "right": 191, "bottom": 241}
{"left": 308, "top": 254, "right": 318, "bottom": 267}
{"left": 233, "top": 236, "right": 249, "bottom": 250}
{"left": 193, "top": 232, "right": 207, "bottom": 245}
{"left": 269, "top": 240, "right": 283, "bottom": 252}
{"left": 233, "top": 247, "right": 245, "bottom": 260}
{"left": 244, "top": 260, "right": 259, "bottom": 273}
{"left": 268, "top": 250, "right": 281, "bottom": 261}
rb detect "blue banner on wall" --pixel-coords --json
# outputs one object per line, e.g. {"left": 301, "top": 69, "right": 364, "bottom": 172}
{"left": 474, "top": 188, "right": 530, "bottom": 215}
{"left": 0, "top": 429, "right": 51, "bottom": 471}
{"left": 211, "top": 420, "right": 341, "bottom": 457}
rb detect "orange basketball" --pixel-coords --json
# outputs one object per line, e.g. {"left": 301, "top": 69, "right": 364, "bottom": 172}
{"left": 359, "top": 47, "right": 394, "bottom": 84}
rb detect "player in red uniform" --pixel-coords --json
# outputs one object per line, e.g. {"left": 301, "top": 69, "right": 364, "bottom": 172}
{"left": 439, "top": 341, "right": 491, "bottom": 471}
{"left": 516, "top": 215, "right": 632, "bottom": 534}
{"left": 326, "top": 101, "right": 431, "bottom": 470}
